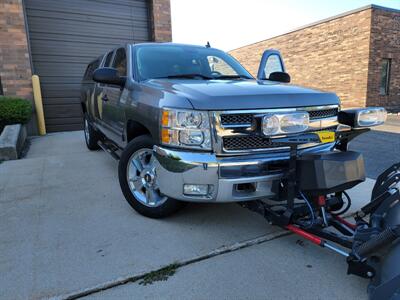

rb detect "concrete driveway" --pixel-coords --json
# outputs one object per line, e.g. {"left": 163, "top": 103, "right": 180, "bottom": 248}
{"left": 0, "top": 130, "right": 382, "bottom": 299}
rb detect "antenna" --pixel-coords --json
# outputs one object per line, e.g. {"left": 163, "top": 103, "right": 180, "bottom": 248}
{"left": 206, "top": 41, "right": 211, "bottom": 48}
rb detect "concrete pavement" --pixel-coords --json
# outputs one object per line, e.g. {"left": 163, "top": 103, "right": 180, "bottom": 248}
{"left": 0, "top": 130, "right": 380, "bottom": 299}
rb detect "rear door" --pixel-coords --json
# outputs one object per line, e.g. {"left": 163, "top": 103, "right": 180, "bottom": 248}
{"left": 95, "top": 50, "right": 114, "bottom": 125}
{"left": 257, "top": 49, "right": 286, "bottom": 80}
{"left": 81, "top": 58, "right": 101, "bottom": 118}
{"left": 101, "top": 47, "right": 127, "bottom": 143}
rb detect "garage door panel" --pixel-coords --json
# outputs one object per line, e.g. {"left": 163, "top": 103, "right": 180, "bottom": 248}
{"left": 27, "top": 17, "right": 149, "bottom": 40}
{"left": 32, "top": 55, "right": 96, "bottom": 64}
{"left": 29, "top": 40, "right": 130, "bottom": 59}
{"left": 25, "top": 0, "right": 151, "bottom": 132}
{"left": 45, "top": 117, "right": 83, "bottom": 126}
{"left": 26, "top": 6, "right": 149, "bottom": 24}
{"left": 44, "top": 104, "right": 83, "bottom": 119}
{"left": 40, "top": 76, "right": 84, "bottom": 85}
{"left": 47, "top": 123, "right": 83, "bottom": 132}
{"left": 34, "top": 62, "right": 86, "bottom": 77}
{"left": 29, "top": 31, "right": 149, "bottom": 46}
{"left": 40, "top": 84, "right": 81, "bottom": 99}
{"left": 43, "top": 97, "right": 82, "bottom": 106}
{"left": 25, "top": 0, "right": 148, "bottom": 14}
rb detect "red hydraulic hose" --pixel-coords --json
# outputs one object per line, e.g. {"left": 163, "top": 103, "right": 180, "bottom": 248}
{"left": 286, "top": 224, "right": 323, "bottom": 245}
{"left": 334, "top": 215, "right": 357, "bottom": 230}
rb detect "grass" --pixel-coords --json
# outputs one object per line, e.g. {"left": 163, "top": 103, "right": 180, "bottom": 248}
{"left": 138, "top": 263, "right": 179, "bottom": 286}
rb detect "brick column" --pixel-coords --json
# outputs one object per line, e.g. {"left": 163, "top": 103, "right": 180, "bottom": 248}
{"left": 0, "top": 0, "right": 33, "bottom": 99}
{"left": 150, "top": 0, "right": 172, "bottom": 42}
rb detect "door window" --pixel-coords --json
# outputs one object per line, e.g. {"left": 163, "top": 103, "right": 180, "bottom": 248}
{"left": 112, "top": 48, "right": 127, "bottom": 77}
{"left": 263, "top": 54, "right": 283, "bottom": 79}
{"left": 104, "top": 51, "right": 114, "bottom": 68}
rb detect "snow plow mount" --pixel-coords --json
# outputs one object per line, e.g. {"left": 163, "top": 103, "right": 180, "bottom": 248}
{"left": 239, "top": 129, "right": 400, "bottom": 299}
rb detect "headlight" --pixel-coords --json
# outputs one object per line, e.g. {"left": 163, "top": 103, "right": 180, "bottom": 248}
{"left": 161, "top": 108, "right": 211, "bottom": 150}
{"left": 357, "top": 108, "right": 387, "bottom": 127}
{"left": 262, "top": 112, "right": 309, "bottom": 136}
{"left": 338, "top": 107, "right": 387, "bottom": 128}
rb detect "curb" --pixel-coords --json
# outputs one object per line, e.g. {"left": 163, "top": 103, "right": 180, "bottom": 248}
{"left": 0, "top": 124, "right": 27, "bottom": 161}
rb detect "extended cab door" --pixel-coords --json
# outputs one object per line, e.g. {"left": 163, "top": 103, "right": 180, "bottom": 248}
{"left": 94, "top": 50, "right": 114, "bottom": 124}
{"left": 256, "top": 49, "right": 286, "bottom": 80}
{"left": 101, "top": 47, "right": 127, "bottom": 144}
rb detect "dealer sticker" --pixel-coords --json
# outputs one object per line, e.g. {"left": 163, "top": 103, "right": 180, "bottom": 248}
{"left": 316, "top": 131, "right": 335, "bottom": 143}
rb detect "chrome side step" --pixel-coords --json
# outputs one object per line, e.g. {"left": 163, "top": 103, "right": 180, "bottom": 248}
{"left": 97, "top": 140, "right": 120, "bottom": 160}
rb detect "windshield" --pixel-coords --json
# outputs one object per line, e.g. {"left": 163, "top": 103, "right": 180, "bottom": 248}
{"left": 135, "top": 44, "right": 253, "bottom": 81}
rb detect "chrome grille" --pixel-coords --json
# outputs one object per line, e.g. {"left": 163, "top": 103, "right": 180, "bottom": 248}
{"left": 214, "top": 105, "right": 339, "bottom": 154}
{"left": 222, "top": 127, "right": 338, "bottom": 151}
{"left": 308, "top": 108, "right": 338, "bottom": 119}
{"left": 219, "top": 107, "right": 338, "bottom": 127}
{"left": 220, "top": 114, "right": 253, "bottom": 126}
{"left": 223, "top": 136, "right": 275, "bottom": 151}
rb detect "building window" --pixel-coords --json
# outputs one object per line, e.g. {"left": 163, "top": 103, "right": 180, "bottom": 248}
{"left": 379, "top": 59, "right": 391, "bottom": 95}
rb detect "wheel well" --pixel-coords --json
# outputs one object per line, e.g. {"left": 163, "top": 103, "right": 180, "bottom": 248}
{"left": 126, "top": 120, "right": 151, "bottom": 142}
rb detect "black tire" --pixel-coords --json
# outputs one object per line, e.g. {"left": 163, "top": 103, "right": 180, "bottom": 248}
{"left": 118, "top": 135, "right": 184, "bottom": 218}
{"left": 84, "top": 114, "right": 101, "bottom": 150}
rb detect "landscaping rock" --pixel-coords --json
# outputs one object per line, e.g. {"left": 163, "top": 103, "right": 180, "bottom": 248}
{"left": 0, "top": 124, "right": 27, "bottom": 160}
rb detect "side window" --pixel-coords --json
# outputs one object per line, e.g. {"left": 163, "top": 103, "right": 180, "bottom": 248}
{"left": 104, "top": 51, "right": 114, "bottom": 68}
{"left": 263, "top": 54, "right": 283, "bottom": 79}
{"left": 207, "top": 56, "right": 236, "bottom": 75}
{"left": 112, "top": 48, "right": 127, "bottom": 77}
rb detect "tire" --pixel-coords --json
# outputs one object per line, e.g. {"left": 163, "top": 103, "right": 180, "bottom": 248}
{"left": 83, "top": 114, "right": 101, "bottom": 150}
{"left": 118, "top": 135, "right": 184, "bottom": 218}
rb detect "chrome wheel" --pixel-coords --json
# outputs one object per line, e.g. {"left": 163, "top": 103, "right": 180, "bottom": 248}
{"left": 126, "top": 148, "right": 168, "bottom": 207}
{"left": 84, "top": 118, "right": 90, "bottom": 143}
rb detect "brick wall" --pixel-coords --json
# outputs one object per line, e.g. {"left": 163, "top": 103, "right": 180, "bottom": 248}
{"left": 0, "top": 0, "right": 33, "bottom": 99}
{"left": 230, "top": 9, "right": 373, "bottom": 108}
{"left": 366, "top": 8, "right": 400, "bottom": 110}
{"left": 150, "top": 0, "right": 172, "bottom": 42}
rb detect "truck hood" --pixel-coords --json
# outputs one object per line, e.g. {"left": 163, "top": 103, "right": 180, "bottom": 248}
{"left": 145, "top": 79, "right": 339, "bottom": 110}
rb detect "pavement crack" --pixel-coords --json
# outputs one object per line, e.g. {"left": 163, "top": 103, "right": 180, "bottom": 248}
{"left": 54, "top": 230, "right": 289, "bottom": 300}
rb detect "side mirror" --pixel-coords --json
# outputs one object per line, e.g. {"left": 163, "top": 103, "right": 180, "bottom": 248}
{"left": 268, "top": 71, "right": 291, "bottom": 83}
{"left": 93, "top": 68, "right": 126, "bottom": 86}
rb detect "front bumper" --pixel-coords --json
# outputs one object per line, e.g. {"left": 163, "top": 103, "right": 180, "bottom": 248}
{"left": 153, "top": 143, "right": 335, "bottom": 203}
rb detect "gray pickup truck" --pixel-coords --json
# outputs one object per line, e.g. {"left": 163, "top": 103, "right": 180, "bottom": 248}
{"left": 81, "top": 43, "right": 340, "bottom": 218}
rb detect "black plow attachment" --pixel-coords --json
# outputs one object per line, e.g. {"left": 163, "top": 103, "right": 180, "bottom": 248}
{"left": 239, "top": 129, "right": 400, "bottom": 300}
{"left": 365, "top": 162, "right": 400, "bottom": 300}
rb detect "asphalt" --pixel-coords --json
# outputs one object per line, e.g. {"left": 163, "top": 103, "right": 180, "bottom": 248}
{"left": 349, "top": 115, "right": 400, "bottom": 179}
{"left": 0, "top": 117, "right": 398, "bottom": 299}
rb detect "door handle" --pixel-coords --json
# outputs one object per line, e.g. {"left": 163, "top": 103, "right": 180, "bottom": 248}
{"left": 101, "top": 94, "right": 109, "bottom": 102}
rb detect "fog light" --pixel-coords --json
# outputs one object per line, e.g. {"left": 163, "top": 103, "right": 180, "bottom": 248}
{"left": 183, "top": 184, "right": 209, "bottom": 196}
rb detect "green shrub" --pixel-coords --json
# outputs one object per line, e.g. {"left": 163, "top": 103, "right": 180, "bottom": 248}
{"left": 0, "top": 97, "right": 33, "bottom": 131}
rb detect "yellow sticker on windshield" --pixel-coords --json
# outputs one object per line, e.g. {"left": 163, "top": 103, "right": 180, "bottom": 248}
{"left": 316, "top": 131, "right": 335, "bottom": 143}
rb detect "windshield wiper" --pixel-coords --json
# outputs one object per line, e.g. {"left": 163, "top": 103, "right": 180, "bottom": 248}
{"left": 213, "top": 75, "right": 253, "bottom": 80}
{"left": 154, "top": 74, "right": 213, "bottom": 80}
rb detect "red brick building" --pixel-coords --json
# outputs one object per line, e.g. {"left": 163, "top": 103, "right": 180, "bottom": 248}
{"left": 230, "top": 5, "right": 400, "bottom": 110}
{"left": 0, "top": 0, "right": 172, "bottom": 133}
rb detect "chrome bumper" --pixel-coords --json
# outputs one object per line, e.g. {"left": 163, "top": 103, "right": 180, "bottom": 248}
{"left": 153, "top": 143, "right": 335, "bottom": 203}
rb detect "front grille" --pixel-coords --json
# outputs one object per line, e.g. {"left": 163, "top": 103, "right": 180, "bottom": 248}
{"left": 222, "top": 126, "right": 338, "bottom": 151}
{"left": 223, "top": 136, "right": 275, "bottom": 151}
{"left": 217, "top": 106, "right": 339, "bottom": 153}
{"left": 220, "top": 114, "right": 253, "bottom": 126}
{"left": 220, "top": 107, "right": 338, "bottom": 126}
{"left": 308, "top": 108, "right": 338, "bottom": 119}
